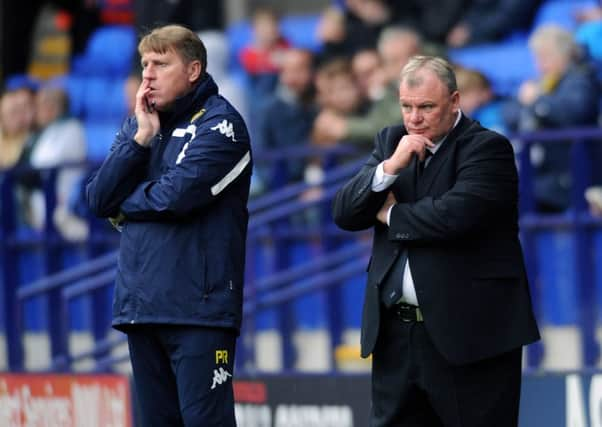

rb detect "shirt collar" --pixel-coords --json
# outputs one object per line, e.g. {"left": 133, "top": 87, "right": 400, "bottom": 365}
{"left": 428, "top": 110, "right": 462, "bottom": 156}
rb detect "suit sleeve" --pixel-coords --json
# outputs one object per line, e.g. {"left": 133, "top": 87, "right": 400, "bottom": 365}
{"left": 332, "top": 129, "right": 391, "bottom": 231}
{"left": 119, "top": 117, "right": 251, "bottom": 221}
{"left": 86, "top": 117, "right": 150, "bottom": 218}
{"left": 388, "top": 133, "right": 518, "bottom": 242}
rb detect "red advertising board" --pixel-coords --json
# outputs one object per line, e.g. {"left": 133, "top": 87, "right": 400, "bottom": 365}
{"left": 0, "top": 374, "right": 132, "bottom": 427}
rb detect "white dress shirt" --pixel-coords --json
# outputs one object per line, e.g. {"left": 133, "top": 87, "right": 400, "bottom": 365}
{"left": 370, "top": 111, "right": 462, "bottom": 306}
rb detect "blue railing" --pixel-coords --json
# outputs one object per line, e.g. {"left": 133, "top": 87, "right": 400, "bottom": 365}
{"left": 1, "top": 144, "right": 368, "bottom": 371}
{"left": 2, "top": 129, "right": 602, "bottom": 372}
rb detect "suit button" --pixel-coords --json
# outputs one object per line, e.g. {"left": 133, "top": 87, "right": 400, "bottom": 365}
{"left": 396, "top": 233, "right": 402, "bottom": 239}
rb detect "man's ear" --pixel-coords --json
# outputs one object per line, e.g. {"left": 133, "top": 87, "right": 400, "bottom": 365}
{"left": 188, "top": 60, "right": 202, "bottom": 83}
{"left": 451, "top": 90, "right": 460, "bottom": 112}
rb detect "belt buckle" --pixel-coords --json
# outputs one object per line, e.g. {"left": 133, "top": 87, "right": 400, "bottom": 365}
{"left": 397, "top": 304, "right": 414, "bottom": 322}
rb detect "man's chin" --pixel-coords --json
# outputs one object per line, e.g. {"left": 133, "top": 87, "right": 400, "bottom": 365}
{"left": 156, "top": 100, "right": 177, "bottom": 112}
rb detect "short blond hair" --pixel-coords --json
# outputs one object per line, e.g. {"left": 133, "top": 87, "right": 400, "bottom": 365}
{"left": 138, "top": 24, "right": 207, "bottom": 74}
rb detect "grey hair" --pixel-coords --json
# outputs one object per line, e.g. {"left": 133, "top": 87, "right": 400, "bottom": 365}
{"left": 400, "top": 55, "right": 457, "bottom": 94}
{"left": 528, "top": 24, "right": 580, "bottom": 61}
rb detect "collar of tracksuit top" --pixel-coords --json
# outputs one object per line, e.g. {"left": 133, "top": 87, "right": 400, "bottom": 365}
{"left": 157, "top": 73, "right": 218, "bottom": 133}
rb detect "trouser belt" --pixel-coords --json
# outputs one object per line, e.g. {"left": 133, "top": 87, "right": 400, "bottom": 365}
{"left": 393, "top": 302, "right": 424, "bottom": 322}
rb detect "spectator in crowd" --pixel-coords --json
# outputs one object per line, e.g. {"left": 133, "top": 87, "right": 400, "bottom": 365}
{"left": 316, "top": 0, "right": 392, "bottom": 65}
{"left": 312, "top": 58, "right": 365, "bottom": 146}
{"left": 352, "top": 49, "right": 384, "bottom": 100}
{"left": 503, "top": 24, "right": 600, "bottom": 212}
{"left": 446, "top": 0, "right": 541, "bottom": 47}
{"left": 388, "top": 0, "right": 465, "bottom": 45}
{"left": 455, "top": 66, "right": 506, "bottom": 133}
{"left": 319, "top": 58, "right": 365, "bottom": 116}
{"left": 239, "top": 7, "right": 290, "bottom": 148}
{"left": 306, "top": 58, "right": 365, "bottom": 186}
{"left": 343, "top": 0, "right": 392, "bottom": 54}
{"left": 312, "top": 27, "right": 421, "bottom": 150}
{"left": 315, "top": 6, "right": 354, "bottom": 64}
{"left": 0, "top": 84, "right": 36, "bottom": 170}
{"left": 25, "top": 84, "right": 88, "bottom": 240}
{"left": 239, "top": 7, "right": 290, "bottom": 95}
{"left": 256, "top": 49, "right": 317, "bottom": 190}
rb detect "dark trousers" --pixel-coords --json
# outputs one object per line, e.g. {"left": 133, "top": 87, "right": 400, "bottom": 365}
{"left": 371, "top": 307, "right": 522, "bottom": 427}
{"left": 126, "top": 325, "right": 237, "bottom": 427}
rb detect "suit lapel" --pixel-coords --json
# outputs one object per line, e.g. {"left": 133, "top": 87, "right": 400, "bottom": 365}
{"left": 416, "top": 115, "right": 476, "bottom": 197}
{"left": 416, "top": 139, "right": 452, "bottom": 196}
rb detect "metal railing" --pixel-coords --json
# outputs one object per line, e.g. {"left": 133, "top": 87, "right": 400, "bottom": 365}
{"left": 3, "top": 128, "right": 602, "bottom": 372}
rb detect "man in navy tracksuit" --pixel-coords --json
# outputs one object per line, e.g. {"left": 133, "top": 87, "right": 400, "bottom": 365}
{"left": 86, "top": 24, "right": 251, "bottom": 426}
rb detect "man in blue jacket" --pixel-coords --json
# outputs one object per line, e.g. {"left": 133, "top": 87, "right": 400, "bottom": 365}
{"left": 86, "top": 24, "right": 252, "bottom": 426}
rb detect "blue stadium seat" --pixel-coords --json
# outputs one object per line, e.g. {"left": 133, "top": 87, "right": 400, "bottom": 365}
{"left": 280, "top": 14, "right": 321, "bottom": 52}
{"left": 83, "top": 77, "right": 127, "bottom": 121}
{"left": 85, "top": 120, "right": 120, "bottom": 162}
{"left": 74, "top": 25, "right": 136, "bottom": 78}
{"left": 84, "top": 78, "right": 112, "bottom": 119}
{"left": 536, "top": 230, "right": 578, "bottom": 325}
{"left": 449, "top": 41, "right": 537, "bottom": 97}
{"left": 64, "top": 75, "right": 87, "bottom": 119}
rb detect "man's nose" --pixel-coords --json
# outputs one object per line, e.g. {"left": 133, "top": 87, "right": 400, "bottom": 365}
{"left": 409, "top": 109, "right": 422, "bottom": 123}
{"left": 142, "top": 65, "right": 155, "bottom": 79}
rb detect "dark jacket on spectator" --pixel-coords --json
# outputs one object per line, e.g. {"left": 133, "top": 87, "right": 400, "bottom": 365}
{"left": 256, "top": 86, "right": 317, "bottom": 185}
{"left": 461, "top": 0, "right": 541, "bottom": 44}
{"left": 389, "top": 0, "right": 466, "bottom": 43}
{"left": 503, "top": 63, "right": 600, "bottom": 211}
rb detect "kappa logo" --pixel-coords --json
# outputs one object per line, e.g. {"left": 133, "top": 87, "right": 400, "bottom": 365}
{"left": 210, "top": 367, "right": 232, "bottom": 390}
{"left": 210, "top": 120, "right": 237, "bottom": 142}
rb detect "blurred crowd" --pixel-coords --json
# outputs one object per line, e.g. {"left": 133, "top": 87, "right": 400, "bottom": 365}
{"left": 233, "top": 0, "right": 602, "bottom": 215}
{"left": 2, "top": 0, "right": 602, "bottom": 241}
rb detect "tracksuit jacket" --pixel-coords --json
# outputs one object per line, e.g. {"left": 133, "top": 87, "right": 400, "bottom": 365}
{"left": 86, "top": 74, "right": 252, "bottom": 333}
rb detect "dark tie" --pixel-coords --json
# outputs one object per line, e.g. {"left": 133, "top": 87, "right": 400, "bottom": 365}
{"left": 380, "top": 150, "right": 433, "bottom": 307}
{"left": 418, "top": 150, "right": 433, "bottom": 177}
{"left": 381, "top": 249, "right": 407, "bottom": 307}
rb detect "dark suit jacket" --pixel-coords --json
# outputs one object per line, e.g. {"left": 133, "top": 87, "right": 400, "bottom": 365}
{"left": 332, "top": 115, "right": 540, "bottom": 365}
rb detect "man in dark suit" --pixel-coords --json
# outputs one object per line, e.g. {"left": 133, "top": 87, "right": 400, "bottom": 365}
{"left": 332, "top": 56, "right": 540, "bottom": 426}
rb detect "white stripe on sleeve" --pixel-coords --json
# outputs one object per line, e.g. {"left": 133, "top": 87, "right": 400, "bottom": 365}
{"left": 210, "top": 151, "right": 251, "bottom": 196}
